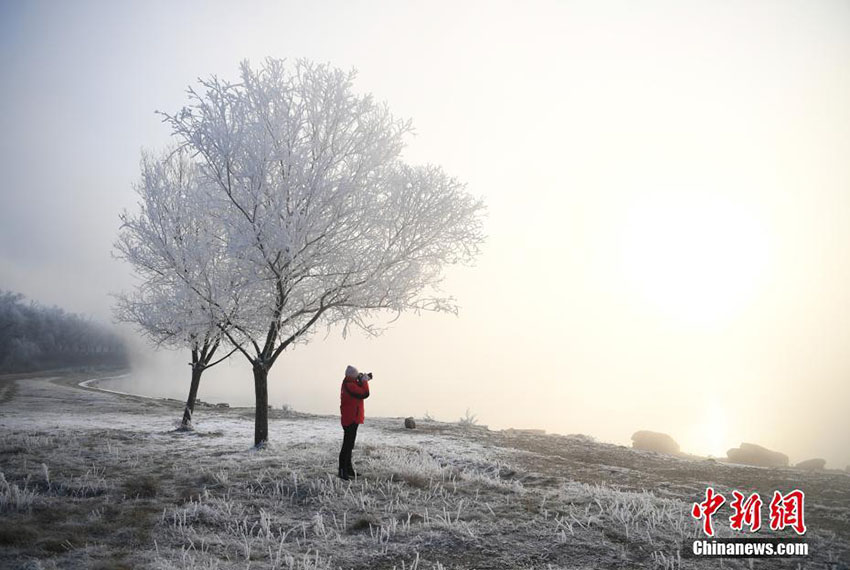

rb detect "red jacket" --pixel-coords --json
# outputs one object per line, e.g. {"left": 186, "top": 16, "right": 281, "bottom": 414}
{"left": 340, "top": 375, "right": 370, "bottom": 426}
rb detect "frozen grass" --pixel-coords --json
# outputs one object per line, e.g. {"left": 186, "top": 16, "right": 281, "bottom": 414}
{"left": 551, "top": 481, "right": 701, "bottom": 544}
{"left": 0, "top": 471, "right": 38, "bottom": 513}
{"left": 1, "top": 372, "right": 849, "bottom": 569}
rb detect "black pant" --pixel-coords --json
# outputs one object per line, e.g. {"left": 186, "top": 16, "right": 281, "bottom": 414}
{"left": 339, "top": 422, "right": 359, "bottom": 473}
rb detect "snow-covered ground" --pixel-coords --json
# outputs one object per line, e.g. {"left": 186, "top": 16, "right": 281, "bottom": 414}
{"left": 1, "top": 369, "right": 848, "bottom": 569}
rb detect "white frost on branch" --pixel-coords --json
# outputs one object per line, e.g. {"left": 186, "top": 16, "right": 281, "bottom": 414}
{"left": 144, "top": 58, "right": 486, "bottom": 368}
{"left": 114, "top": 148, "right": 239, "bottom": 362}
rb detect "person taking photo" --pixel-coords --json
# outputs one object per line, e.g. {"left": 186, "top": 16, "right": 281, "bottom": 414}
{"left": 339, "top": 365, "right": 371, "bottom": 480}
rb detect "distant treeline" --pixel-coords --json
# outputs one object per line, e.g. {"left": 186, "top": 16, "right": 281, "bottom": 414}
{"left": 0, "top": 290, "right": 128, "bottom": 372}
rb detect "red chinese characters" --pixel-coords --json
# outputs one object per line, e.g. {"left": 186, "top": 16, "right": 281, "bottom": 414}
{"left": 692, "top": 488, "right": 806, "bottom": 536}
{"left": 729, "top": 491, "right": 763, "bottom": 532}
{"left": 769, "top": 490, "right": 806, "bottom": 535}
{"left": 691, "top": 487, "right": 726, "bottom": 537}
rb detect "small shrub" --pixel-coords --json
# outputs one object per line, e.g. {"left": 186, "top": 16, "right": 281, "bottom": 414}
{"left": 458, "top": 408, "right": 478, "bottom": 427}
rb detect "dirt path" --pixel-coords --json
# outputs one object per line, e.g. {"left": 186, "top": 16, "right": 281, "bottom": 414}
{"left": 0, "top": 369, "right": 73, "bottom": 405}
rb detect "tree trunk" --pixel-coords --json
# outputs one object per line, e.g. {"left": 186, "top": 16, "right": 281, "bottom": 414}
{"left": 253, "top": 364, "right": 269, "bottom": 447}
{"left": 181, "top": 366, "right": 203, "bottom": 428}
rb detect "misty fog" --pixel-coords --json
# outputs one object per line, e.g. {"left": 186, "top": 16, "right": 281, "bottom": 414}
{"left": 2, "top": 0, "right": 849, "bottom": 468}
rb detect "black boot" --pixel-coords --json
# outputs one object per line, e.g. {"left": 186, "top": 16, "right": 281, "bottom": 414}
{"left": 338, "top": 467, "right": 350, "bottom": 481}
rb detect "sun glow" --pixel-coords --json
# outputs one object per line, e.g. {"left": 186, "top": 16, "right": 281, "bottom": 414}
{"left": 620, "top": 192, "right": 772, "bottom": 325}
{"left": 685, "top": 399, "right": 731, "bottom": 458}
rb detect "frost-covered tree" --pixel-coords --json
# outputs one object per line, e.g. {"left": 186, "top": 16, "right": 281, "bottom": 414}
{"left": 153, "top": 58, "right": 484, "bottom": 446}
{"left": 114, "top": 283, "right": 235, "bottom": 429}
{"left": 115, "top": 149, "right": 239, "bottom": 429}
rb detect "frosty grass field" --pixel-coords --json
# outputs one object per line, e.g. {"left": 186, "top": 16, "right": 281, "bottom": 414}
{"left": 1, "top": 369, "right": 848, "bottom": 569}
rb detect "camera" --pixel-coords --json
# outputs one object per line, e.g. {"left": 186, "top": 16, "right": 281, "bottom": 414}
{"left": 357, "top": 372, "right": 373, "bottom": 381}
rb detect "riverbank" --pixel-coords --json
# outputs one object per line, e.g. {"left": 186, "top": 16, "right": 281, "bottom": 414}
{"left": 1, "top": 369, "right": 848, "bottom": 569}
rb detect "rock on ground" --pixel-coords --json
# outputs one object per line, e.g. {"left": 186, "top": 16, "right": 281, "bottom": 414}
{"left": 796, "top": 458, "right": 827, "bottom": 471}
{"left": 631, "top": 430, "right": 680, "bottom": 454}
{"left": 727, "top": 442, "right": 789, "bottom": 467}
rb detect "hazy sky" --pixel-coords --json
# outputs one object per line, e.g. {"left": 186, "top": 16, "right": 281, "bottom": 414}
{"left": 2, "top": 0, "right": 849, "bottom": 467}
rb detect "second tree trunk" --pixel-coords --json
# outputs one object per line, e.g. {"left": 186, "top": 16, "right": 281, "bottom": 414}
{"left": 181, "top": 365, "right": 203, "bottom": 427}
{"left": 253, "top": 364, "right": 269, "bottom": 446}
